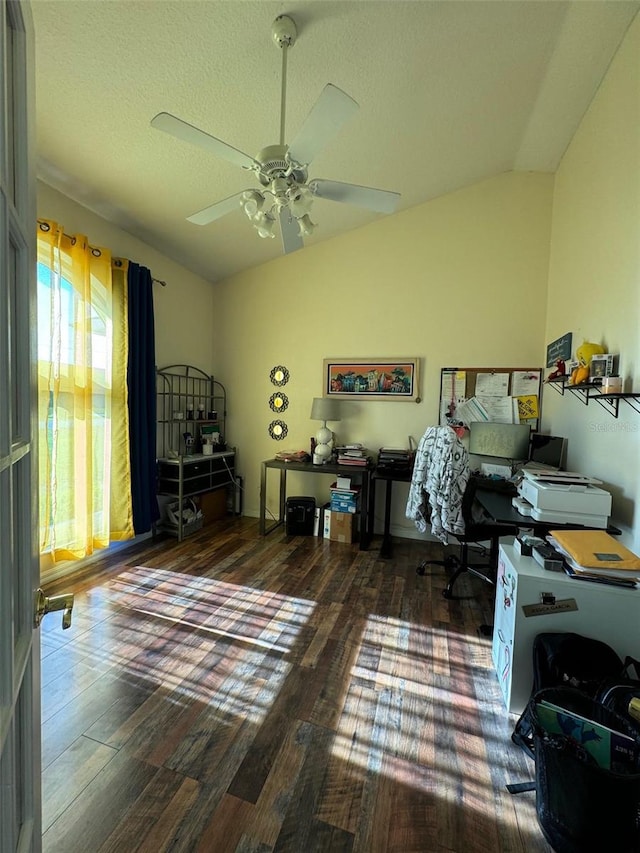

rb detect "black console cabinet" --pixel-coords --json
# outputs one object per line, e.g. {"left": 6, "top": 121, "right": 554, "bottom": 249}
{"left": 156, "top": 450, "right": 236, "bottom": 540}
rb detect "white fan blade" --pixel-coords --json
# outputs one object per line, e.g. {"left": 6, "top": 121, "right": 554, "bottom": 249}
{"left": 187, "top": 191, "right": 246, "bottom": 226}
{"left": 309, "top": 179, "right": 400, "bottom": 214}
{"left": 279, "top": 209, "right": 304, "bottom": 254}
{"left": 287, "top": 85, "right": 359, "bottom": 167}
{"left": 151, "top": 112, "right": 259, "bottom": 171}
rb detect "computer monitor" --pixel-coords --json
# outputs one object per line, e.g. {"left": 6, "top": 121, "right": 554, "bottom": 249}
{"left": 468, "top": 421, "right": 531, "bottom": 460}
{"left": 529, "top": 433, "right": 567, "bottom": 470}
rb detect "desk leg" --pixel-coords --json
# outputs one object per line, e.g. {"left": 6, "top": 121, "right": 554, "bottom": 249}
{"left": 260, "top": 464, "right": 286, "bottom": 537}
{"left": 379, "top": 479, "right": 394, "bottom": 558}
{"left": 279, "top": 469, "right": 287, "bottom": 527}
{"left": 358, "top": 471, "right": 370, "bottom": 551}
{"left": 259, "top": 462, "right": 267, "bottom": 535}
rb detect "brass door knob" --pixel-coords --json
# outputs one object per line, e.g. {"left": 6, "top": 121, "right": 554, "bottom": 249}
{"left": 34, "top": 589, "right": 74, "bottom": 629}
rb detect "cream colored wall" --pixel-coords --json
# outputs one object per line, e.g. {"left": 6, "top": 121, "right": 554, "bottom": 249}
{"left": 542, "top": 13, "right": 640, "bottom": 550}
{"left": 214, "top": 172, "right": 553, "bottom": 537}
{"left": 37, "top": 181, "right": 216, "bottom": 369}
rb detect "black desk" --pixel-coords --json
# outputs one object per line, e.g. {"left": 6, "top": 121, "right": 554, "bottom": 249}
{"left": 371, "top": 468, "right": 413, "bottom": 557}
{"left": 475, "top": 488, "right": 622, "bottom": 537}
{"left": 259, "top": 458, "right": 373, "bottom": 550}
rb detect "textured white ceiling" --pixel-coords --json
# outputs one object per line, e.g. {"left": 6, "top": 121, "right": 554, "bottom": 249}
{"left": 33, "top": 0, "right": 639, "bottom": 283}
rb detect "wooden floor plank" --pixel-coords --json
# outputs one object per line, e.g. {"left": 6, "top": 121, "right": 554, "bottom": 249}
{"left": 136, "top": 776, "right": 201, "bottom": 853}
{"left": 194, "top": 793, "right": 255, "bottom": 853}
{"left": 42, "top": 735, "right": 117, "bottom": 833}
{"left": 225, "top": 720, "right": 312, "bottom": 849}
{"left": 42, "top": 748, "right": 160, "bottom": 852}
{"left": 314, "top": 682, "right": 375, "bottom": 834}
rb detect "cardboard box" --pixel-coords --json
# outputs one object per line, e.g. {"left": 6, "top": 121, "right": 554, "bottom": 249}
{"left": 200, "top": 488, "right": 227, "bottom": 523}
{"left": 329, "top": 511, "right": 353, "bottom": 543}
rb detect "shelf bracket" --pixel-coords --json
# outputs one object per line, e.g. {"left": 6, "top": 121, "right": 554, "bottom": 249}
{"left": 546, "top": 377, "right": 567, "bottom": 396}
{"left": 623, "top": 396, "right": 640, "bottom": 415}
{"left": 566, "top": 386, "right": 590, "bottom": 406}
{"left": 589, "top": 393, "right": 621, "bottom": 418}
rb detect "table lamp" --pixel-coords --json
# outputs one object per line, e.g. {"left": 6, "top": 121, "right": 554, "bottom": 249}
{"left": 310, "top": 397, "right": 341, "bottom": 465}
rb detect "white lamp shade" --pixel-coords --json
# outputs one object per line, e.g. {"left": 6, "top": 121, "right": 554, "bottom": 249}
{"left": 310, "top": 397, "right": 341, "bottom": 423}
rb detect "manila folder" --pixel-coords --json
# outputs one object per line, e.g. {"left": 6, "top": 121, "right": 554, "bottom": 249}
{"left": 550, "top": 529, "right": 640, "bottom": 571}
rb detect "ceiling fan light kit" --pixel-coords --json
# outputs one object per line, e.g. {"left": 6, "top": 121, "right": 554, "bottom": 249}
{"left": 151, "top": 14, "right": 400, "bottom": 255}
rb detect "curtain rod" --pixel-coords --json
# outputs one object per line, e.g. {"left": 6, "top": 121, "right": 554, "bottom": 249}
{"left": 42, "top": 225, "right": 168, "bottom": 286}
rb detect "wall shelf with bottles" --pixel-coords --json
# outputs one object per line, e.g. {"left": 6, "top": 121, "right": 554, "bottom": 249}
{"left": 547, "top": 376, "right": 640, "bottom": 418}
{"left": 156, "top": 364, "right": 227, "bottom": 457}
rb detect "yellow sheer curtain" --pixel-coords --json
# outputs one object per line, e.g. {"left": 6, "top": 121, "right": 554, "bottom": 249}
{"left": 37, "top": 220, "right": 134, "bottom": 562}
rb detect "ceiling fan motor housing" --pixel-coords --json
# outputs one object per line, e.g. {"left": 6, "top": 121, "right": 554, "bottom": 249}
{"left": 255, "top": 145, "right": 307, "bottom": 187}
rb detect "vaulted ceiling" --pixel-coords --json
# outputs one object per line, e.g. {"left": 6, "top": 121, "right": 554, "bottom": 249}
{"left": 33, "top": 0, "right": 639, "bottom": 283}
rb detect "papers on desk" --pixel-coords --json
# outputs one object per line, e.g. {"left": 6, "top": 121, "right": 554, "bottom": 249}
{"left": 547, "top": 530, "right": 640, "bottom": 585}
{"left": 549, "top": 529, "right": 640, "bottom": 570}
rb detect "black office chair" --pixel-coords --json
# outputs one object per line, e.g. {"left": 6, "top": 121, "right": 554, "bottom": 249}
{"left": 417, "top": 476, "right": 517, "bottom": 599}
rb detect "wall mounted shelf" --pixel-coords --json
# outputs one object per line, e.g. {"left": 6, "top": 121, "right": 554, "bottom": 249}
{"left": 546, "top": 376, "right": 640, "bottom": 418}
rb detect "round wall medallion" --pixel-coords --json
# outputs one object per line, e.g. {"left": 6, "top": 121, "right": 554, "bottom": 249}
{"left": 268, "top": 420, "right": 288, "bottom": 440}
{"left": 270, "top": 365, "right": 290, "bottom": 386}
{"left": 269, "top": 392, "right": 289, "bottom": 412}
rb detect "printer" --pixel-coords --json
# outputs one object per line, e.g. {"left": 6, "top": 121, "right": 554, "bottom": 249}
{"left": 513, "top": 469, "right": 612, "bottom": 528}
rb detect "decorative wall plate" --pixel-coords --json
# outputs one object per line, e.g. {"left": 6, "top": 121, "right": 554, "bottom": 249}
{"left": 270, "top": 365, "right": 290, "bottom": 386}
{"left": 268, "top": 420, "right": 288, "bottom": 440}
{"left": 269, "top": 392, "right": 289, "bottom": 412}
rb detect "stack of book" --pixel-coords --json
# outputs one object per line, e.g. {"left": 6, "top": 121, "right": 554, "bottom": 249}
{"left": 547, "top": 529, "right": 640, "bottom": 588}
{"left": 376, "top": 447, "right": 414, "bottom": 475}
{"left": 336, "top": 444, "right": 370, "bottom": 467}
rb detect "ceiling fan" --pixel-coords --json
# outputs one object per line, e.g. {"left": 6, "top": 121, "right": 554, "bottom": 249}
{"left": 151, "top": 14, "right": 400, "bottom": 255}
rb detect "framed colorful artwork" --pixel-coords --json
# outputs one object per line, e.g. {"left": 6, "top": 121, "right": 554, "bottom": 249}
{"left": 323, "top": 358, "right": 421, "bottom": 402}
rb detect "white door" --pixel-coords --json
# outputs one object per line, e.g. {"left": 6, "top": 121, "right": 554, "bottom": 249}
{"left": 0, "top": 1, "right": 41, "bottom": 850}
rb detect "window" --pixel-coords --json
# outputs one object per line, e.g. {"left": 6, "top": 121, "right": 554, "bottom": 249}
{"left": 37, "top": 221, "right": 133, "bottom": 562}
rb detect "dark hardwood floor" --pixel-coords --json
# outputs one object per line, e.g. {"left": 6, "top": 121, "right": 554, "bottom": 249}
{"left": 40, "top": 518, "right": 551, "bottom": 852}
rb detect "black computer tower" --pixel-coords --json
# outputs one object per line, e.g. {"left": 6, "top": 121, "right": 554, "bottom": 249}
{"left": 285, "top": 496, "right": 316, "bottom": 535}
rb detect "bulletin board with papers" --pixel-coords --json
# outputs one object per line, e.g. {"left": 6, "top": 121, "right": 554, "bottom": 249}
{"left": 439, "top": 366, "right": 542, "bottom": 429}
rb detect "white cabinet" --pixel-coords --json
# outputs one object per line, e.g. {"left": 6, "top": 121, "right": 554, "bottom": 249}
{"left": 492, "top": 543, "right": 640, "bottom": 716}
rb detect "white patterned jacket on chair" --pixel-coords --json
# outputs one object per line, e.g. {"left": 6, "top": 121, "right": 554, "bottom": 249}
{"left": 405, "top": 426, "right": 470, "bottom": 543}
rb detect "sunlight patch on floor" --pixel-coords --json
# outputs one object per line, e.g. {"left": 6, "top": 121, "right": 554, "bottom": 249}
{"left": 47, "top": 567, "right": 317, "bottom": 723}
{"left": 326, "top": 615, "right": 521, "bottom": 832}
